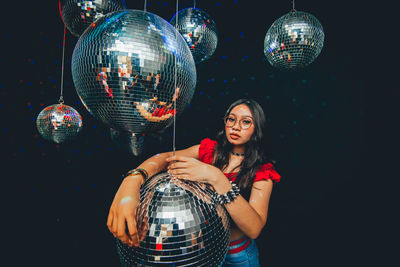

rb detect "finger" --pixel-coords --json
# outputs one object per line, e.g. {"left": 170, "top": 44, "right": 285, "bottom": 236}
{"left": 116, "top": 216, "right": 130, "bottom": 245}
{"left": 166, "top": 155, "right": 190, "bottom": 162}
{"left": 138, "top": 216, "right": 149, "bottom": 243}
{"left": 111, "top": 212, "right": 118, "bottom": 237}
{"left": 167, "top": 161, "right": 188, "bottom": 170}
{"left": 126, "top": 215, "right": 139, "bottom": 246}
{"left": 172, "top": 174, "right": 193, "bottom": 180}
{"left": 107, "top": 209, "right": 114, "bottom": 232}
{"left": 168, "top": 168, "right": 188, "bottom": 176}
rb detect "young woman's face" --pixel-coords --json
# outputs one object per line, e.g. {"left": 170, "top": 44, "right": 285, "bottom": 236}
{"left": 225, "top": 104, "right": 255, "bottom": 145}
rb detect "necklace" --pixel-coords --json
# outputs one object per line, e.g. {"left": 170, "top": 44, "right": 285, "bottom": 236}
{"left": 231, "top": 151, "right": 245, "bottom": 157}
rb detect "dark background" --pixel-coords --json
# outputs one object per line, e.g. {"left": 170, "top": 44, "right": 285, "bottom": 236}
{"left": 1, "top": 0, "right": 397, "bottom": 266}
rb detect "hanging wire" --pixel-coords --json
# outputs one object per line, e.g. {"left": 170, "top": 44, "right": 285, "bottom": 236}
{"left": 292, "top": 0, "right": 296, "bottom": 11}
{"left": 144, "top": 0, "right": 147, "bottom": 12}
{"left": 172, "top": 0, "right": 179, "bottom": 156}
{"left": 194, "top": 0, "right": 196, "bottom": 8}
{"left": 59, "top": 24, "right": 67, "bottom": 104}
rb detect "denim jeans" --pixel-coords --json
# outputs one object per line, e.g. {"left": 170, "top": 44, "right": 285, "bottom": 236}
{"left": 221, "top": 236, "right": 260, "bottom": 266}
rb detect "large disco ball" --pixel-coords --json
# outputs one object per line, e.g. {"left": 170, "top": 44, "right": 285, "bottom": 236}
{"left": 116, "top": 172, "right": 230, "bottom": 266}
{"left": 36, "top": 103, "right": 83, "bottom": 143}
{"left": 264, "top": 10, "right": 324, "bottom": 70}
{"left": 110, "top": 128, "right": 145, "bottom": 156}
{"left": 59, "top": 0, "right": 127, "bottom": 37}
{"left": 72, "top": 10, "right": 197, "bottom": 134}
{"left": 170, "top": 8, "right": 218, "bottom": 64}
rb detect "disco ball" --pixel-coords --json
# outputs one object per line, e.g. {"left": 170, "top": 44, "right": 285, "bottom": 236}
{"left": 59, "top": 0, "right": 127, "bottom": 37}
{"left": 72, "top": 10, "right": 197, "bottom": 134}
{"left": 264, "top": 10, "right": 324, "bottom": 70}
{"left": 170, "top": 8, "right": 218, "bottom": 64}
{"left": 36, "top": 103, "right": 83, "bottom": 144}
{"left": 116, "top": 172, "right": 230, "bottom": 266}
{"left": 110, "top": 128, "right": 145, "bottom": 156}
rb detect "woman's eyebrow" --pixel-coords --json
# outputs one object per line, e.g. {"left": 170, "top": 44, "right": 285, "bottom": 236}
{"left": 229, "top": 113, "right": 253, "bottom": 119}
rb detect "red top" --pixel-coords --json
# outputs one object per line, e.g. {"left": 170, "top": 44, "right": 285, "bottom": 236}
{"left": 198, "top": 138, "right": 281, "bottom": 183}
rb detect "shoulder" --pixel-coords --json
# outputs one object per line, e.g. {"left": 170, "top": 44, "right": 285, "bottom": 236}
{"left": 200, "top": 138, "right": 217, "bottom": 148}
{"left": 254, "top": 162, "right": 281, "bottom": 183}
{"left": 199, "top": 138, "right": 217, "bottom": 164}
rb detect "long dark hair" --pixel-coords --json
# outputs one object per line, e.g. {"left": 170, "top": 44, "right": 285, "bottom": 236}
{"left": 212, "top": 99, "right": 269, "bottom": 199}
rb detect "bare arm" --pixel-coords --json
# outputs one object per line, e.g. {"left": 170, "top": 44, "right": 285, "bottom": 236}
{"left": 124, "top": 144, "right": 199, "bottom": 185}
{"left": 166, "top": 155, "right": 274, "bottom": 239}
{"left": 216, "top": 178, "right": 273, "bottom": 239}
{"left": 107, "top": 144, "right": 200, "bottom": 246}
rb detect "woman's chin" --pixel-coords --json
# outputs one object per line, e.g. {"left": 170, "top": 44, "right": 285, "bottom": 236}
{"left": 227, "top": 136, "right": 244, "bottom": 145}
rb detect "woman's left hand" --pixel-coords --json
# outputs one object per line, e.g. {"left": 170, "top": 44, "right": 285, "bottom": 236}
{"left": 166, "top": 155, "right": 219, "bottom": 184}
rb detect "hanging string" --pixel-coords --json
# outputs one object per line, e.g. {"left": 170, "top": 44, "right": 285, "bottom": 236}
{"left": 292, "top": 0, "right": 296, "bottom": 11}
{"left": 194, "top": 0, "right": 196, "bottom": 8}
{"left": 59, "top": 24, "right": 67, "bottom": 104}
{"left": 172, "top": 0, "right": 179, "bottom": 156}
{"left": 144, "top": 0, "right": 147, "bottom": 12}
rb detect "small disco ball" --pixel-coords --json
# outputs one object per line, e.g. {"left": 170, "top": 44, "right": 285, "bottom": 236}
{"left": 264, "top": 10, "right": 324, "bottom": 70}
{"left": 170, "top": 8, "right": 218, "bottom": 64}
{"left": 36, "top": 103, "right": 83, "bottom": 144}
{"left": 110, "top": 128, "right": 145, "bottom": 156}
{"left": 59, "top": 0, "right": 127, "bottom": 37}
{"left": 116, "top": 172, "right": 230, "bottom": 266}
{"left": 72, "top": 10, "right": 197, "bottom": 134}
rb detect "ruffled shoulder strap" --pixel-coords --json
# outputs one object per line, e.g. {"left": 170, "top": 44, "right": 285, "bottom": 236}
{"left": 198, "top": 138, "right": 217, "bottom": 164}
{"left": 254, "top": 163, "right": 281, "bottom": 183}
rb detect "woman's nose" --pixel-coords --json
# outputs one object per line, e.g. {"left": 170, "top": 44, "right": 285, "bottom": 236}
{"left": 232, "top": 122, "right": 241, "bottom": 130}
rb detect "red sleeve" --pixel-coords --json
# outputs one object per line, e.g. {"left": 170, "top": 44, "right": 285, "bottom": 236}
{"left": 198, "top": 138, "right": 217, "bottom": 164}
{"left": 254, "top": 163, "right": 281, "bottom": 183}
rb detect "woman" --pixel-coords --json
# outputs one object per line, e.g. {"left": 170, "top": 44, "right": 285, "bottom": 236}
{"left": 107, "top": 98, "right": 281, "bottom": 266}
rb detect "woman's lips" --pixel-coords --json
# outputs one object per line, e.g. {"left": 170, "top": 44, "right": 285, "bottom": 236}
{"left": 230, "top": 133, "right": 240, "bottom": 139}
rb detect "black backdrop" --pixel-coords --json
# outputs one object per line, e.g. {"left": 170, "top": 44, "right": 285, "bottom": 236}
{"left": 1, "top": 1, "right": 396, "bottom": 266}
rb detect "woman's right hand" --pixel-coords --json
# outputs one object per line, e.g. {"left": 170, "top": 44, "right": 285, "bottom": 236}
{"left": 107, "top": 175, "right": 142, "bottom": 247}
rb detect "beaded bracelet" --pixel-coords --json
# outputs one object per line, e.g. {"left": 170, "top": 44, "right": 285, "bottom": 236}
{"left": 215, "top": 181, "right": 240, "bottom": 205}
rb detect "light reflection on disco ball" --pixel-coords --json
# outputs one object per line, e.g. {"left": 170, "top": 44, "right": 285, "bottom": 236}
{"left": 264, "top": 10, "right": 324, "bottom": 70}
{"left": 72, "top": 10, "right": 197, "bottom": 134}
{"left": 36, "top": 104, "right": 83, "bottom": 144}
{"left": 59, "top": 0, "right": 127, "bottom": 37}
{"left": 110, "top": 128, "right": 145, "bottom": 156}
{"left": 117, "top": 172, "right": 230, "bottom": 266}
{"left": 170, "top": 8, "right": 218, "bottom": 64}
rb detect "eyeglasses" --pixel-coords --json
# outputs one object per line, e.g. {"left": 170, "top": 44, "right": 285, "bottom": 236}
{"left": 224, "top": 116, "right": 253, "bottom": 130}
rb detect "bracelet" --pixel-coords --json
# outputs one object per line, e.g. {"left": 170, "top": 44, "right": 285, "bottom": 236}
{"left": 124, "top": 168, "right": 149, "bottom": 181}
{"left": 215, "top": 181, "right": 240, "bottom": 205}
